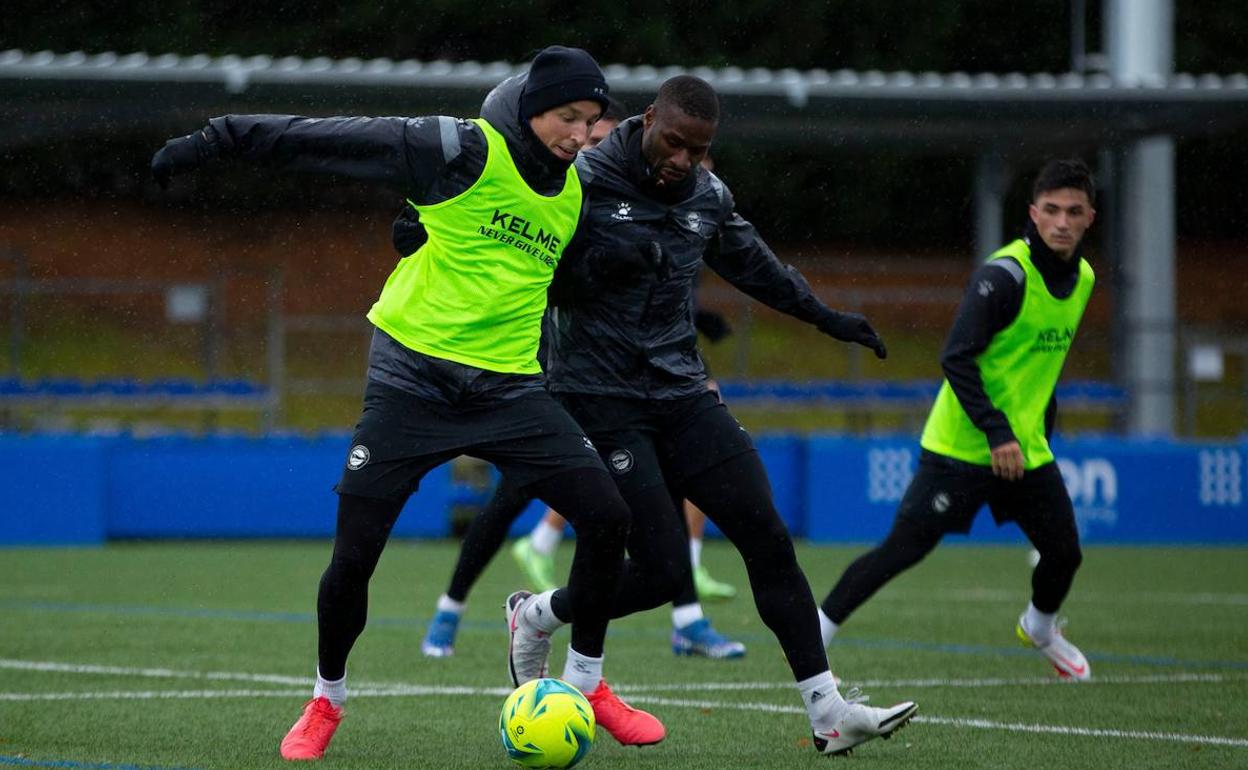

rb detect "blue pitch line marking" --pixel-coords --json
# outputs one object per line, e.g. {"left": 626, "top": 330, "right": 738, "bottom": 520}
{"left": 0, "top": 756, "right": 202, "bottom": 770}
{"left": 5, "top": 599, "right": 1247, "bottom": 672}
{"left": 0, "top": 600, "right": 313, "bottom": 624}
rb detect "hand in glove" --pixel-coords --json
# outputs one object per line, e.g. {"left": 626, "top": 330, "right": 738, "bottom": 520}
{"left": 151, "top": 125, "right": 221, "bottom": 190}
{"left": 694, "top": 309, "right": 733, "bottom": 343}
{"left": 816, "top": 311, "right": 888, "bottom": 359}
{"left": 588, "top": 241, "right": 669, "bottom": 282}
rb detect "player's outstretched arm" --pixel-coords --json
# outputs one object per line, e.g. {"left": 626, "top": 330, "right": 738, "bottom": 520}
{"left": 813, "top": 310, "right": 887, "bottom": 360}
{"left": 705, "top": 203, "right": 887, "bottom": 359}
{"left": 151, "top": 126, "right": 220, "bottom": 189}
{"left": 152, "top": 114, "right": 466, "bottom": 196}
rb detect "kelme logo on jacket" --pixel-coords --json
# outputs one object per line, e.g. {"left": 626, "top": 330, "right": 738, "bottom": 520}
{"left": 479, "top": 208, "right": 562, "bottom": 267}
{"left": 1030, "top": 327, "right": 1076, "bottom": 354}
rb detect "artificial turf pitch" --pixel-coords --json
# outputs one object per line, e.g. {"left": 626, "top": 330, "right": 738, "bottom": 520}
{"left": 2, "top": 540, "right": 1245, "bottom": 769}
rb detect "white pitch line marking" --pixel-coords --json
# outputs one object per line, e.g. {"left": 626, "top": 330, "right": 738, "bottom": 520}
{"left": 0, "top": 689, "right": 311, "bottom": 701}
{"left": 3, "top": 659, "right": 1238, "bottom": 693}
{"left": 0, "top": 686, "right": 513, "bottom": 702}
{"left": 3, "top": 686, "right": 1244, "bottom": 749}
{"left": 876, "top": 588, "right": 1248, "bottom": 607}
{"left": 614, "top": 695, "right": 1248, "bottom": 748}
{"left": 0, "top": 659, "right": 397, "bottom": 689}
{"left": 917, "top": 715, "right": 1248, "bottom": 748}
{"left": 3, "top": 659, "right": 1245, "bottom": 749}
{"left": 616, "top": 672, "right": 1238, "bottom": 692}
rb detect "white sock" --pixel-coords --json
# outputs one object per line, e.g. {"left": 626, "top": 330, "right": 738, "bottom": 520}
{"left": 671, "top": 602, "right": 704, "bottom": 629}
{"left": 818, "top": 608, "right": 839, "bottom": 647}
{"left": 436, "top": 594, "right": 465, "bottom": 614}
{"left": 797, "top": 671, "right": 846, "bottom": 730}
{"left": 561, "top": 646, "right": 603, "bottom": 695}
{"left": 313, "top": 668, "right": 347, "bottom": 707}
{"left": 524, "top": 589, "right": 565, "bottom": 634}
{"left": 689, "top": 537, "right": 704, "bottom": 570}
{"left": 531, "top": 520, "right": 563, "bottom": 556}
{"left": 1022, "top": 602, "right": 1056, "bottom": 643}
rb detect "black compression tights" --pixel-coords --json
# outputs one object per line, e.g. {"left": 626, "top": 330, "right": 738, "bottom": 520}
{"left": 551, "top": 452, "right": 827, "bottom": 679}
{"left": 1016, "top": 505, "right": 1083, "bottom": 614}
{"left": 526, "top": 467, "right": 630, "bottom": 656}
{"left": 820, "top": 517, "right": 945, "bottom": 626}
{"left": 455, "top": 476, "right": 698, "bottom": 630}
{"left": 821, "top": 510, "right": 1083, "bottom": 624}
{"left": 446, "top": 479, "right": 533, "bottom": 602}
{"left": 317, "top": 494, "right": 405, "bottom": 681}
{"left": 317, "top": 469, "right": 630, "bottom": 678}
{"left": 683, "top": 451, "right": 828, "bottom": 681}
{"left": 546, "top": 454, "right": 818, "bottom": 673}
{"left": 547, "top": 479, "right": 700, "bottom": 623}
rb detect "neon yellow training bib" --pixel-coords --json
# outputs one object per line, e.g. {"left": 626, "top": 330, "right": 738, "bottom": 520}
{"left": 920, "top": 239, "right": 1095, "bottom": 469}
{"left": 367, "top": 118, "right": 582, "bottom": 374}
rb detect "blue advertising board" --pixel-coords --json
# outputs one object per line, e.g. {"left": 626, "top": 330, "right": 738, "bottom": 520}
{"left": 1, "top": 433, "right": 1244, "bottom": 546}
{"left": 804, "top": 436, "right": 1248, "bottom": 544}
{"left": 0, "top": 436, "right": 107, "bottom": 545}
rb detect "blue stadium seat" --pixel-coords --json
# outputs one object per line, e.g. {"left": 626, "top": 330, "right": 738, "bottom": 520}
{"left": 36, "top": 377, "right": 88, "bottom": 396}
{"left": 144, "top": 378, "right": 198, "bottom": 396}
{"left": 88, "top": 378, "right": 142, "bottom": 397}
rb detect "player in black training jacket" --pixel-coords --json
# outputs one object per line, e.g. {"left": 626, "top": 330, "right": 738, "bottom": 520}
{"left": 504, "top": 74, "right": 918, "bottom": 756}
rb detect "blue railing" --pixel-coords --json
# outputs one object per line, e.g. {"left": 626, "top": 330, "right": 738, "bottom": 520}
{"left": 716, "top": 379, "right": 1126, "bottom": 410}
{"left": 0, "top": 377, "right": 272, "bottom": 405}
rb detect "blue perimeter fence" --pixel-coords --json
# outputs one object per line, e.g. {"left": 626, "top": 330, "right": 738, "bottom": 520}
{"left": 2, "top": 431, "right": 1244, "bottom": 547}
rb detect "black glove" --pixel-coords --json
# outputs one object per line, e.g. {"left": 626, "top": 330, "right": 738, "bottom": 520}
{"left": 151, "top": 125, "right": 220, "bottom": 190}
{"left": 816, "top": 311, "right": 888, "bottom": 359}
{"left": 694, "top": 309, "right": 733, "bottom": 343}
{"left": 588, "top": 241, "right": 669, "bottom": 282}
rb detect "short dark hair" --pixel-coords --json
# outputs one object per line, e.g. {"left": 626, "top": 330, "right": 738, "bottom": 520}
{"left": 602, "top": 96, "right": 629, "bottom": 123}
{"left": 1032, "top": 158, "right": 1095, "bottom": 202}
{"left": 654, "top": 75, "right": 719, "bottom": 122}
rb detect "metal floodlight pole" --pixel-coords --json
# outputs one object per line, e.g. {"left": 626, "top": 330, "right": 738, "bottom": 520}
{"left": 1107, "top": 0, "right": 1176, "bottom": 436}
{"left": 973, "top": 151, "right": 1008, "bottom": 265}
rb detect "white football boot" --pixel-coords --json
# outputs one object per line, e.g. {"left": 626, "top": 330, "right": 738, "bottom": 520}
{"left": 1017, "top": 614, "right": 1091, "bottom": 681}
{"left": 506, "top": 590, "right": 552, "bottom": 687}
{"left": 812, "top": 689, "right": 918, "bottom": 756}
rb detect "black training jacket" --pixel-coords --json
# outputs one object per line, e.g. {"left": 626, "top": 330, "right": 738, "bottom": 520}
{"left": 206, "top": 80, "right": 569, "bottom": 214}
{"left": 546, "top": 116, "right": 837, "bottom": 399}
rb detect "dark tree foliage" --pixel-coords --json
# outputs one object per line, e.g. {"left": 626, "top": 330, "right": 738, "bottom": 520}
{"left": 6, "top": 0, "right": 1245, "bottom": 72}
{"left": 3, "top": 0, "right": 1245, "bottom": 246}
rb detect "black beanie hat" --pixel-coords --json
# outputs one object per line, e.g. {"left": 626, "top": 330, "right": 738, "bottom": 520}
{"left": 519, "top": 46, "right": 610, "bottom": 121}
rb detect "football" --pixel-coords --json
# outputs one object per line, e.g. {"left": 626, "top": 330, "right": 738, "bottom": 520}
{"left": 499, "top": 678, "right": 596, "bottom": 769}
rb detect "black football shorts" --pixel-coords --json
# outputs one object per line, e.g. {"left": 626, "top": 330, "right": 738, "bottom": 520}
{"left": 335, "top": 379, "right": 606, "bottom": 502}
